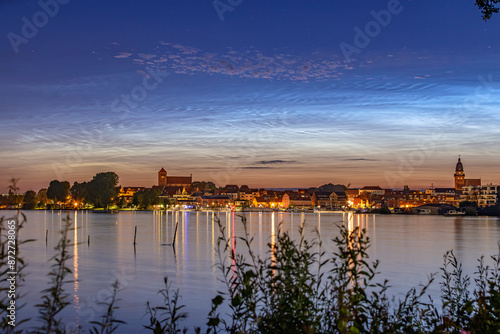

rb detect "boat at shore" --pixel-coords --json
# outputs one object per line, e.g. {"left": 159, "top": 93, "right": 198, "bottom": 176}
{"left": 444, "top": 210, "right": 465, "bottom": 216}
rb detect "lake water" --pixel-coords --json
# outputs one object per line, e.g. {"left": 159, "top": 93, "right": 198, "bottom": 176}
{"left": 3, "top": 210, "right": 500, "bottom": 333}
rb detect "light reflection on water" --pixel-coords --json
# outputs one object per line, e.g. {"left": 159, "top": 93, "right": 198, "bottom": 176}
{"left": 73, "top": 211, "right": 80, "bottom": 329}
{"left": 7, "top": 210, "right": 500, "bottom": 332}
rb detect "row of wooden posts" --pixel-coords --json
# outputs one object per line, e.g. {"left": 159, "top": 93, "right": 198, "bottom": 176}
{"left": 43, "top": 221, "right": 179, "bottom": 247}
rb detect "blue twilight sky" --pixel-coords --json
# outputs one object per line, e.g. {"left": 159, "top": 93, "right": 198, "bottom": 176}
{"left": 1, "top": 0, "right": 500, "bottom": 191}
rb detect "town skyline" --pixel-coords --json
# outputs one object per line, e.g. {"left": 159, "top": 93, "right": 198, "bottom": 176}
{"left": 3, "top": 155, "right": 498, "bottom": 193}
{"left": 3, "top": 157, "right": 497, "bottom": 212}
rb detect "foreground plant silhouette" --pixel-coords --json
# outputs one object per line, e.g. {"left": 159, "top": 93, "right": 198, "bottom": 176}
{"left": 146, "top": 216, "right": 500, "bottom": 334}
{"left": 0, "top": 214, "right": 123, "bottom": 334}
{"left": 1, "top": 213, "right": 499, "bottom": 333}
{"left": 202, "top": 219, "right": 440, "bottom": 333}
{"left": 34, "top": 217, "right": 73, "bottom": 334}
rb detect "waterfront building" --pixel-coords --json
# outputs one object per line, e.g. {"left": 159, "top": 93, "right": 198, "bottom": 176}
{"left": 234, "top": 200, "right": 250, "bottom": 208}
{"left": 282, "top": 192, "right": 312, "bottom": 209}
{"left": 252, "top": 196, "right": 269, "bottom": 208}
{"left": 239, "top": 189, "right": 257, "bottom": 202}
{"left": 197, "top": 195, "right": 231, "bottom": 207}
{"left": 346, "top": 189, "right": 360, "bottom": 203}
{"left": 432, "top": 188, "right": 460, "bottom": 206}
{"left": 117, "top": 187, "right": 146, "bottom": 203}
{"left": 311, "top": 191, "right": 347, "bottom": 208}
{"left": 172, "top": 188, "right": 191, "bottom": 201}
{"left": 382, "top": 190, "right": 400, "bottom": 209}
{"left": 158, "top": 186, "right": 185, "bottom": 197}
{"left": 359, "top": 186, "right": 385, "bottom": 196}
{"left": 461, "top": 184, "right": 500, "bottom": 207}
{"left": 352, "top": 193, "right": 371, "bottom": 208}
{"left": 268, "top": 197, "right": 283, "bottom": 209}
{"left": 239, "top": 185, "right": 250, "bottom": 192}
{"left": 311, "top": 191, "right": 332, "bottom": 207}
{"left": 330, "top": 190, "right": 347, "bottom": 207}
{"left": 221, "top": 185, "right": 239, "bottom": 200}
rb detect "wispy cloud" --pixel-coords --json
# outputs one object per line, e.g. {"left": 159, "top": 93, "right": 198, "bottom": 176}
{"left": 114, "top": 52, "right": 133, "bottom": 59}
{"left": 115, "top": 43, "right": 352, "bottom": 82}
{"left": 242, "top": 166, "right": 273, "bottom": 169}
{"left": 255, "top": 160, "right": 297, "bottom": 165}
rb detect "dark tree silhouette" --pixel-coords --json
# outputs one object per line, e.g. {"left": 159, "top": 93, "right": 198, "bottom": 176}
{"left": 47, "top": 180, "right": 71, "bottom": 205}
{"left": 23, "top": 190, "right": 37, "bottom": 209}
{"left": 70, "top": 181, "right": 89, "bottom": 204}
{"left": 476, "top": 0, "right": 500, "bottom": 20}
{"left": 133, "top": 188, "right": 161, "bottom": 209}
{"left": 37, "top": 188, "right": 48, "bottom": 208}
{"left": 87, "top": 172, "right": 119, "bottom": 208}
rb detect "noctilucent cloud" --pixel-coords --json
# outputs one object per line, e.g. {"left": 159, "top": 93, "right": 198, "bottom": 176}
{"left": 1, "top": 0, "right": 500, "bottom": 191}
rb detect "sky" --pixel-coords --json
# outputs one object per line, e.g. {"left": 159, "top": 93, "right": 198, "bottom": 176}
{"left": 1, "top": 0, "right": 500, "bottom": 192}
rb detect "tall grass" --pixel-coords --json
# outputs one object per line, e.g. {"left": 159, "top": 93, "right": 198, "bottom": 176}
{"left": 147, "top": 216, "right": 500, "bottom": 334}
{"left": 34, "top": 216, "right": 73, "bottom": 334}
{"left": 144, "top": 277, "right": 190, "bottom": 334}
{"left": 89, "top": 280, "right": 124, "bottom": 334}
{"left": 1, "top": 214, "right": 124, "bottom": 334}
{"left": 1, "top": 213, "right": 499, "bottom": 333}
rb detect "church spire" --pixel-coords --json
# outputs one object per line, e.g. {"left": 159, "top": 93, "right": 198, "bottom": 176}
{"left": 454, "top": 156, "right": 465, "bottom": 190}
{"left": 455, "top": 156, "right": 463, "bottom": 172}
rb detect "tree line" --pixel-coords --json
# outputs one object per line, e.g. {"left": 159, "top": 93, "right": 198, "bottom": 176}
{"left": 2, "top": 172, "right": 120, "bottom": 210}
{"left": 2, "top": 174, "right": 218, "bottom": 210}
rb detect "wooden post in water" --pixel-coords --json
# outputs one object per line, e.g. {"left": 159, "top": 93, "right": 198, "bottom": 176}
{"left": 172, "top": 221, "right": 178, "bottom": 247}
{"left": 133, "top": 226, "right": 137, "bottom": 245}
{"left": 45, "top": 230, "right": 48, "bottom": 246}
{"left": 88, "top": 235, "right": 90, "bottom": 246}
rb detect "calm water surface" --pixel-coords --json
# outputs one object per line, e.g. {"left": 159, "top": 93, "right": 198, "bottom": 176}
{"left": 4, "top": 210, "right": 500, "bottom": 333}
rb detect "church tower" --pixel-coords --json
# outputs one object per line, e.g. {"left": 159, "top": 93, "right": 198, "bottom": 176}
{"left": 454, "top": 156, "right": 465, "bottom": 190}
{"left": 158, "top": 168, "right": 167, "bottom": 187}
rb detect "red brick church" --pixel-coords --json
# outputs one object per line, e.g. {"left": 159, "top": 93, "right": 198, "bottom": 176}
{"left": 158, "top": 168, "right": 192, "bottom": 187}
